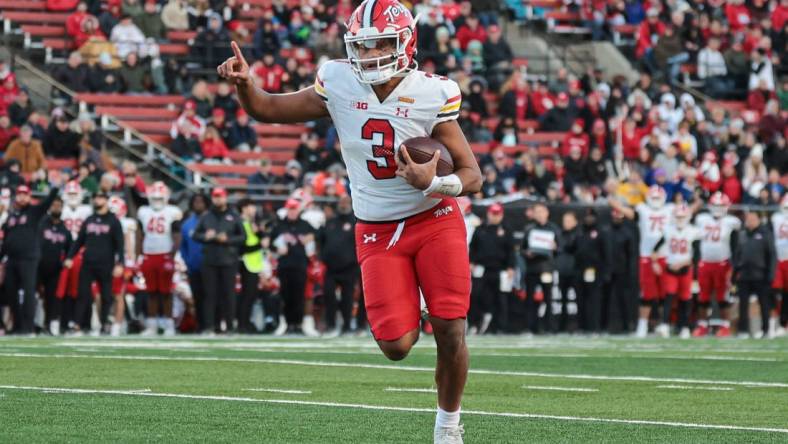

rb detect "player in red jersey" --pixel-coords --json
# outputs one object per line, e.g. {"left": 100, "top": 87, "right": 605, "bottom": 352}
{"left": 218, "top": 1, "right": 481, "bottom": 441}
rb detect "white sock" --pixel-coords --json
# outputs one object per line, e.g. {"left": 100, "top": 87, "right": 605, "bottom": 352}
{"left": 637, "top": 318, "right": 648, "bottom": 330}
{"left": 435, "top": 407, "right": 460, "bottom": 430}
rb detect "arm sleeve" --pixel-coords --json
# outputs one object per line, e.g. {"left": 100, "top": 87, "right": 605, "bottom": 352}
{"left": 314, "top": 62, "right": 330, "bottom": 102}
{"left": 468, "top": 230, "right": 479, "bottom": 263}
{"left": 112, "top": 219, "right": 125, "bottom": 265}
{"left": 431, "top": 79, "right": 462, "bottom": 133}
{"left": 33, "top": 187, "right": 60, "bottom": 219}
{"left": 191, "top": 214, "right": 209, "bottom": 243}
{"left": 226, "top": 216, "right": 247, "bottom": 246}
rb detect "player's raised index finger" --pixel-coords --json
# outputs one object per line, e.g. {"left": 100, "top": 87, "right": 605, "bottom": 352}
{"left": 231, "top": 41, "right": 246, "bottom": 64}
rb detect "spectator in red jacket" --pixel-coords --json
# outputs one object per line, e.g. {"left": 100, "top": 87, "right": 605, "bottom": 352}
{"left": 562, "top": 119, "right": 590, "bottom": 157}
{"left": 636, "top": 8, "right": 665, "bottom": 59}
{"left": 620, "top": 117, "right": 650, "bottom": 160}
{"left": 0, "top": 114, "right": 18, "bottom": 151}
{"left": 456, "top": 15, "right": 487, "bottom": 51}
{"left": 775, "top": 0, "right": 788, "bottom": 30}
{"left": 0, "top": 73, "right": 19, "bottom": 116}
{"left": 720, "top": 160, "right": 742, "bottom": 203}
{"left": 251, "top": 53, "right": 285, "bottom": 93}
{"left": 725, "top": 0, "right": 752, "bottom": 32}
{"left": 66, "top": 2, "right": 102, "bottom": 48}
{"left": 201, "top": 126, "right": 230, "bottom": 160}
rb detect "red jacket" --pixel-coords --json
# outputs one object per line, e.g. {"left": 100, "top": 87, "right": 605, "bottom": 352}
{"left": 635, "top": 21, "right": 666, "bottom": 58}
{"left": 201, "top": 136, "right": 229, "bottom": 159}
{"left": 725, "top": 3, "right": 751, "bottom": 31}
{"left": 456, "top": 24, "right": 487, "bottom": 51}
{"left": 721, "top": 175, "right": 742, "bottom": 203}
{"left": 66, "top": 11, "right": 88, "bottom": 38}
{"left": 253, "top": 63, "right": 285, "bottom": 93}
{"left": 562, "top": 133, "right": 590, "bottom": 157}
{"left": 775, "top": 5, "right": 788, "bottom": 29}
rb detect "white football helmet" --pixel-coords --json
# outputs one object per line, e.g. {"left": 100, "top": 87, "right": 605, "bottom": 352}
{"left": 63, "top": 181, "right": 84, "bottom": 208}
{"left": 147, "top": 181, "right": 170, "bottom": 210}
{"left": 646, "top": 185, "right": 667, "bottom": 209}
{"left": 708, "top": 192, "right": 730, "bottom": 219}
{"left": 108, "top": 195, "right": 127, "bottom": 218}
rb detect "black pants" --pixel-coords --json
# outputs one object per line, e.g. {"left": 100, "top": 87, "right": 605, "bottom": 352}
{"left": 577, "top": 278, "right": 602, "bottom": 333}
{"left": 781, "top": 289, "right": 787, "bottom": 326}
{"left": 5, "top": 258, "right": 38, "bottom": 334}
{"left": 738, "top": 280, "right": 771, "bottom": 334}
{"left": 323, "top": 267, "right": 358, "bottom": 331}
{"left": 557, "top": 275, "right": 575, "bottom": 332}
{"left": 607, "top": 273, "right": 632, "bottom": 332}
{"left": 75, "top": 263, "right": 113, "bottom": 330}
{"left": 188, "top": 270, "right": 205, "bottom": 332}
{"left": 38, "top": 263, "right": 63, "bottom": 326}
{"left": 238, "top": 265, "right": 260, "bottom": 333}
{"left": 279, "top": 268, "right": 307, "bottom": 326}
{"left": 201, "top": 264, "right": 236, "bottom": 332}
{"left": 525, "top": 272, "right": 554, "bottom": 333}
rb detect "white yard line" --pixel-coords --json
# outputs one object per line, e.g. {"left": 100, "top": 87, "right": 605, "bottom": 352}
{"left": 0, "top": 385, "right": 785, "bottom": 434}
{"left": 243, "top": 388, "right": 311, "bottom": 395}
{"left": 522, "top": 385, "right": 599, "bottom": 393}
{"left": 384, "top": 387, "right": 437, "bottom": 393}
{"left": 2, "top": 352, "right": 787, "bottom": 388}
{"left": 657, "top": 385, "right": 734, "bottom": 392}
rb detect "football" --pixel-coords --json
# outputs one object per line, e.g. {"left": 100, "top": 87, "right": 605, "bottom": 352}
{"left": 399, "top": 137, "right": 455, "bottom": 177}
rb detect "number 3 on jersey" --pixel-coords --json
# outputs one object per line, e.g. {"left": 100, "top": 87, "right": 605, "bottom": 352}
{"left": 362, "top": 119, "right": 397, "bottom": 180}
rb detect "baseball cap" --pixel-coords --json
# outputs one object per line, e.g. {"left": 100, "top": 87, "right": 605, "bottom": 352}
{"left": 184, "top": 100, "right": 196, "bottom": 111}
{"left": 284, "top": 198, "right": 300, "bottom": 209}
{"left": 236, "top": 108, "right": 247, "bottom": 119}
{"left": 212, "top": 107, "right": 225, "bottom": 118}
{"left": 557, "top": 92, "right": 569, "bottom": 102}
{"left": 488, "top": 203, "right": 504, "bottom": 215}
{"left": 211, "top": 187, "right": 227, "bottom": 197}
{"left": 15, "top": 184, "right": 31, "bottom": 195}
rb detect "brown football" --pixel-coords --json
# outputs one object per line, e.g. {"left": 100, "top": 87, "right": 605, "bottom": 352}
{"left": 399, "top": 137, "right": 455, "bottom": 177}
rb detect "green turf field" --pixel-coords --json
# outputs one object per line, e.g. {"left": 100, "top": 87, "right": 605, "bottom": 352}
{"left": 1, "top": 335, "right": 787, "bottom": 443}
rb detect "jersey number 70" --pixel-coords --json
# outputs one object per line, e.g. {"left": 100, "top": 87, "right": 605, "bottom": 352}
{"left": 362, "top": 118, "right": 397, "bottom": 180}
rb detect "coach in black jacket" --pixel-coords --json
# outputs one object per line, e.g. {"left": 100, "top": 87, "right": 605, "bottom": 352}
{"left": 469, "top": 203, "right": 515, "bottom": 334}
{"left": 734, "top": 212, "right": 776, "bottom": 337}
{"left": 65, "top": 191, "right": 124, "bottom": 333}
{"left": 0, "top": 185, "right": 58, "bottom": 334}
{"left": 192, "top": 188, "right": 246, "bottom": 333}
{"left": 38, "top": 197, "right": 72, "bottom": 334}
{"left": 318, "top": 196, "right": 358, "bottom": 334}
{"left": 521, "top": 203, "right": 561, "bottom": 333}
{"left": 605, "top": 209, "right": 637, "bottom": 332}
{"left": 573, "top": 209, "right": 612, "bottom": 334}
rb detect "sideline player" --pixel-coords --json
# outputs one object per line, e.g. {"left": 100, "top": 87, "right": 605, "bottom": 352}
{"left": 137, "top": 182, "right": 183, "bottom": 336}
{"left": 59, "top": 181, "right": 92, "bottom": 330}
{"left": 610, "top": 186, "right": 674, "bottom": 338}
{"left": 652, "top": 204, "right": 699, "bottom": 338}
{"left": 218, "top": 1, "right": 481, "bottom": 441}
{"left": 693, "top": 192, "right": 740, "bottom": 337}
{"left": 771, "top": 195, "right": 788, "bottom": 335}
{"left": 108, "top": 195, "right": 137, "bottom": 336}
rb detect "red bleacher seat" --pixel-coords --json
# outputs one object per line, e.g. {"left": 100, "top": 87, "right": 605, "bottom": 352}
{"left": 708, "top": 100, "right": 747, "bottom": 116}
{"left": 166, "top": 30, "right": 197, "bottom": 42}
{"left": 21, "top": 24, "right": 65, "bottom": 37}
{"left": 159, "top": 43, "right": 190, "bottom": 56}
{"left": 529, "top": 0, "right": 561, "bottom": 8}
{"left": 519, "top": 132, "right": 566, "bottom": 145}
{"left": 214, "top": 177, "right": 249, "bottom": 186}
{"left": 141, "top": 134, "right": 171, "bottom": 146}
{"left": 77, "top": 94, "right": 186, "bottom": 107}
{"left": 42, "top": 37, "right": 74, "bottom": 50}
{"left": 95, "top": 106, "right": 179, "bottom": 120}
{"left": 257, "top": 137, "right": 301, "bottom": 150}
{"left": 613, "top": 24, "right": 638, "bottom": 35}
{"left": 47, "top": 158, "right": 78, "bottom": 170}
{"left": 118, "top": 120, "right": 170, "bottom": 134}
{"left": 189, "top": 163, "right": 260, "bottom": 175}
{"left": 537, "top": 146, "right": 558, "bottom": 157}
{"left": 0, "top": 0, "right": 46, "bottom": 11}
{"left": 225, "top": 151, "right": 292, "bottom": 164}
{"left": 254, "top": 124, "right": 306, "bottom": 137}
{"left": 2, "top": 11, "right": 69, "bottom": 24}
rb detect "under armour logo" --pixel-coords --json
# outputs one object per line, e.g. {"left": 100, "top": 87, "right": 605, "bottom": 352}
{"left": 395, "top": 107, "right": 409, "bottom": 118}
{"left": 363, "top": 233, "right": 377, "bottom": 244}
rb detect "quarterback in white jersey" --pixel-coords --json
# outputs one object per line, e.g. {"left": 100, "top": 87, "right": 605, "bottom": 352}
{"left": 772, "top": 195, "right": 788, "bottom": 329}
{"left": 61, "top": 181, "right": 92, "bottom": 239}
{"left": 218, "top": 1, "right": 481, "bottom": 440}
{"left": 137, "top": 182, "right": 183, "bottom": 336}
{"left": 694, "top": 192, "right": 740, "bottom": 337}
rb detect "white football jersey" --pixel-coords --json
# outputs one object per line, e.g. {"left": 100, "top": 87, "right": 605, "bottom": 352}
{"left": 771, "top": 212, "right": 788, "bottom": 261}
{"left": 695, "top": 213, "right": 740, "bottom": 262}
{"left": 636, "top": 203, "right": 674, "bottom": 257}
{"left": 138, "top": 205, "right": 183, "bottom": 255}
{"left": 62, "top": 204, "right": 92, "bottom": 239}
{"left": 663, "top": 224, "right": 699, "bottom": 267}
{"left": 315, "top": 60, "right": 462, "bottom": 221}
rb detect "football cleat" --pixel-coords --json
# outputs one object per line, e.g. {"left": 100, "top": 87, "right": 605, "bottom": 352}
{"left": 679, "top": 327, "right": 690, "bottom": 339}
{"left": 635, "top": 319, "right": 648, "bottom": 338}
{"left": 655, "top": 323, "right": 670, "bottom": 338}
{"left": 692, "top": 324, "right": 709, "bottom": 337}
{"left": 302, "top": 315, "right": 320, "bottom": 337}
{"left": 715, "top": 325, "right": 731, "bottom": 337}
{"left": 434, "top": 424, "right": 464, "bottom": 444}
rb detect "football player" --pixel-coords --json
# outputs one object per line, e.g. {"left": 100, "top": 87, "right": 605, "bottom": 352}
{"left": 218, "top": 1, "right": 482, "bottom": 441}
{"left": 652, "top": 204, "right": 699, "bottom": 338}
{"left": 137, "top": 182, "right": 183, "bottom": 336}
{"left": 771, "top": 194, "right": 788, "bottom": 336}
{"left": 108, "top": 195, "right": 137, "bottom": 336}
{"left": 693, "top": 192, "right": 740, "bottom": 337}
{"left": 610, "top": 185, "right": 675, "bottom": 338}
{"left": 59, "top": 181, "right": 92, "bottom": 330}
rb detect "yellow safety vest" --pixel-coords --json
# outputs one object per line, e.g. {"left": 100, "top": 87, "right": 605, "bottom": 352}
{"left": 242, "top": 221, "right": 264, "bottom": 273}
